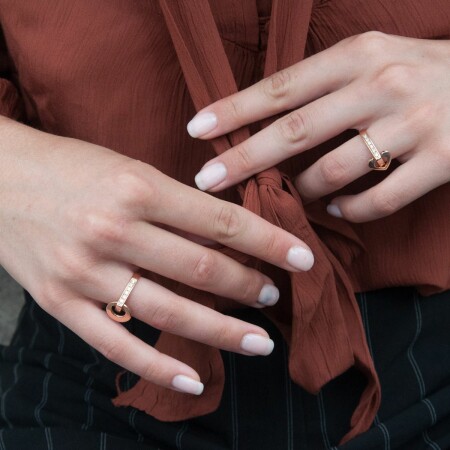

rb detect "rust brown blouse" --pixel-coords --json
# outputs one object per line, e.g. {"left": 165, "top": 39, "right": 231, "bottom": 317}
{"left": 0, "top": 0, "right": 449, "bottom": 443}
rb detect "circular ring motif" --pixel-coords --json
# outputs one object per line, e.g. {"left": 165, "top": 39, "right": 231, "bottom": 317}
{"left": 106, "top": 272, "right": 140, "bottom": 323}
{"left": 106, "top": 302, "right": 132, "bottom": 323}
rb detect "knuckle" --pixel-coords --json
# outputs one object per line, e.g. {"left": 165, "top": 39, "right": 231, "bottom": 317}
{"left": 191, "top": 252, "right": 218, "bottom": 287}
{"left": 116, "top": 163, "right": 159, "bottom": 210}
{"left": 233, "top": 144, "right": 253, "bottom": 173}
{"left": 212, "top": 321, "right": 234, "bottom": 347}
{"left": 141, "top": 360, "right": 160, "bottom": 383}
{"left": 212, "top": 204, "right": 242, "bottom": 241}
{"left": 149, "top": 302, "right": 182, "bottom": 332}
{"left": 276, "top": 110, "right": 310, "bottom": 146}
{"left": 261, "top": 230, "right": 279, "bottom": 259}
{"left": 81, "top": 211, "right": 129, "bottom": 245}
{"left": 352, "top": 31, "right": 389, "bottom": 56}
{"left": 372, "top": 64, "right": 412, "bottom": 98}
{"left": 240, "top": 273, "right": 261, "bottom": 303}
{"left": 227, "top": 97, "right": 243, "bottom": 120}
{"left": 338, "top": 202, "right": 360, "bottom": 223}
{"left": 319, "top": 155, "right": 350, "bottom": 188}
{"left": 371, "top": 189, "right": 402, "bottom": 217}
{"left": 262, "top": 69, "right": 291, "bottom": 102}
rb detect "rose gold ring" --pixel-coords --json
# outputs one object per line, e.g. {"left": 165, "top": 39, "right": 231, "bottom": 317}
{"left": 106, "top": 272, "right": 141, "bottom": 323}
{"left": 359, "top": 130, "right": 392, "bottom": 171}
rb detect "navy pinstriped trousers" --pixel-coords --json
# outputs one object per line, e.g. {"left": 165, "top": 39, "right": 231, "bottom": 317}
{"left": 1, "top": 287, "right": 450, "bottom": 449}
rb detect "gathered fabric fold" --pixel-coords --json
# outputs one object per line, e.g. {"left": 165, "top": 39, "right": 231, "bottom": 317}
{"left": 0, "top": 39, "right": 24, "bottom": 121}
{"left": 113, "top": 0, "right": 381, "bottom": 443}
{"left": 0, "top": 79, "right": 22, "bottom": 120}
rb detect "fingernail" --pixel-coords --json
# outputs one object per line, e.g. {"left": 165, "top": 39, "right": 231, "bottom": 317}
{"left": 257, "top": 284, "right": 280, "bottom": 306}
{"left": 240, "top": 333, "right": 274, "bottom": 356}
{"left": 287, "top": 246, "right": 315, "bottom": 271}
{"left": 187, "top": 112, "right": 218, "bottom": 138}
{"left": 195, "top": 162, "right": 227, "bottom": 191}
{"left": 327, "top": 203, "right": 343, "bottom": 218}
{"left": 172, "top": 375, "right": 204, "bottom": 395}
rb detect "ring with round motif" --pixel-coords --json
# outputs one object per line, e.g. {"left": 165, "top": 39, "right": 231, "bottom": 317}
{"left": 106, "top": 272, "right": 141, "bottom": 323}
{"left": 359, "top": 129, "right": 392, "bottom": 171}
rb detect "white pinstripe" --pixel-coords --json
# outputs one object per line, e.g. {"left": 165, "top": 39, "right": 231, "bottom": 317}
{"left": 422, "top": 399, "right": 437, "bottom": 425}
{"left": 99, "top": 432, "right": 107, "bottom": 450}
{"left": 44, "top": 427, "right": 54, "bottom": 450}
{"left": 423, "top": 431, "right": 441, "bottom": 450}
{"left": 34, "top": 371, "right": 52, "bottom": 427}
{"left": 0, "top": 347, "right": 24, "bottom": 428}
{"left": 128, "top": 408, "right": 145, "bottom": 443}
{"left": 408, "top": 293, "right": 441, "bottom": 449}
{"left": 317, "top": 391, "right": 332, "bottom": 449}
{"left": 82, "top": 346, "right": 100, "bottom": 430}
{"left": 0, "top": 429, "right": 5, "bottom": 450}
{"left": 407, "top": 297, "right": 426, "bottom": 397}
{"left": 175, "top": 421, "right": 189, "bottom": 450}
{"left": 376, "top": 423, "right": 391, "bottom": 450}
{"left": 82, "top": 382, "right": 94, "bottom": 431}
{"left": 43, "top": 352, "right": 52, "bottom": 370}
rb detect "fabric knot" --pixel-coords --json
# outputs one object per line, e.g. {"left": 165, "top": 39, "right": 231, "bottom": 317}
{"left": 255, "top": 167, "right": 282, "bottom": 188}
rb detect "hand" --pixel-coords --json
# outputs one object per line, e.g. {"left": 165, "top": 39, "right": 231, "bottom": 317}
{"left": 187, "top": 32, "right": 450, "bottom": 222}
{"left": 0, "top": 116, "right": 314, "bottom": 395}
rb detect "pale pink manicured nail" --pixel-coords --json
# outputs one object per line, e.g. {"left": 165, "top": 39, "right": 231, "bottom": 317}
{"left": 327, "top": 204, "right": 343, "bottom": 218}
{"left": 286, "top": 246, "right": 315, "bottom": 271}
{"left": 172, "top": 375, "right": 204, "bottom": 395}
{"left": 194, "top": 162, "right": 227, "bottom": 191}
{"left": 240, "top": 333, "right": 274, "bottom": 356}
{"left": 187, "top": 112, "right": 218, "bottom": 138}
{"left": 257, "top": 284, "right": 280, "bottom": 306}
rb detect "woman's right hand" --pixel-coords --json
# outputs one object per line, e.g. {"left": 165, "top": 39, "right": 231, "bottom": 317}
{"left": 0, "top": 116, "right": 314, "bottom": 394}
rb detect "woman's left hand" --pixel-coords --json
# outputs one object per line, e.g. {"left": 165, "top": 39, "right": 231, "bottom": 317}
{"left": 187, "top": 32, "right": 450, "bottom": 223}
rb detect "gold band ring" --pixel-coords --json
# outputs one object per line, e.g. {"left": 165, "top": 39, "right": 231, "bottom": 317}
{"left": 106, "top": 272, "right": 141, "bottom": 323}
{"left": 359, "top": 130, "right": 392, "bottom": 171}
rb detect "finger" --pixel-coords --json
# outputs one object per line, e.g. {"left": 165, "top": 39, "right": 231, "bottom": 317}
{"left": 115, "top": 222, "right": 280, "bottom": 307}
{"left": 186, "top": 42, "right": 353, "bottom": 139}
{"left": 192, "top": 84, "right": 378, "bottom": 192}
{"left": 146, "top": 177, "right": 315, "bottom": 272}
{"left": 326, "top": 153, "right": 448, "bottom": 222}
{"left": 77, "top": 269, "right": 275, "bottom": 356}
{"left": 57, "top": 298, "right": 205, "bottom": 395}
{"left": 295, "top": 120, "right": 416, "bottom": 202}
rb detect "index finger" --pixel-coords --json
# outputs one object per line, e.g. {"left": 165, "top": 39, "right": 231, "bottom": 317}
{"left": 148, "top": 172, "right": 314, "bottom": 272}
{"left": 186, "top": 41, "right": 350, "bottom": 140}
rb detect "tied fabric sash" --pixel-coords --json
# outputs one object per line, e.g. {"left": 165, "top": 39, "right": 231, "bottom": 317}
{"left": 114, "top": 0, "right": 381, "bottom": 443}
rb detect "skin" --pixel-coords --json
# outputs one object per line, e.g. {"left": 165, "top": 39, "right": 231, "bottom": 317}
{"left": 0, "top": 115, "right": 313, "bottom": 394}
{"left": 189, "top": 32, "right": 450, "bottom": 222}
